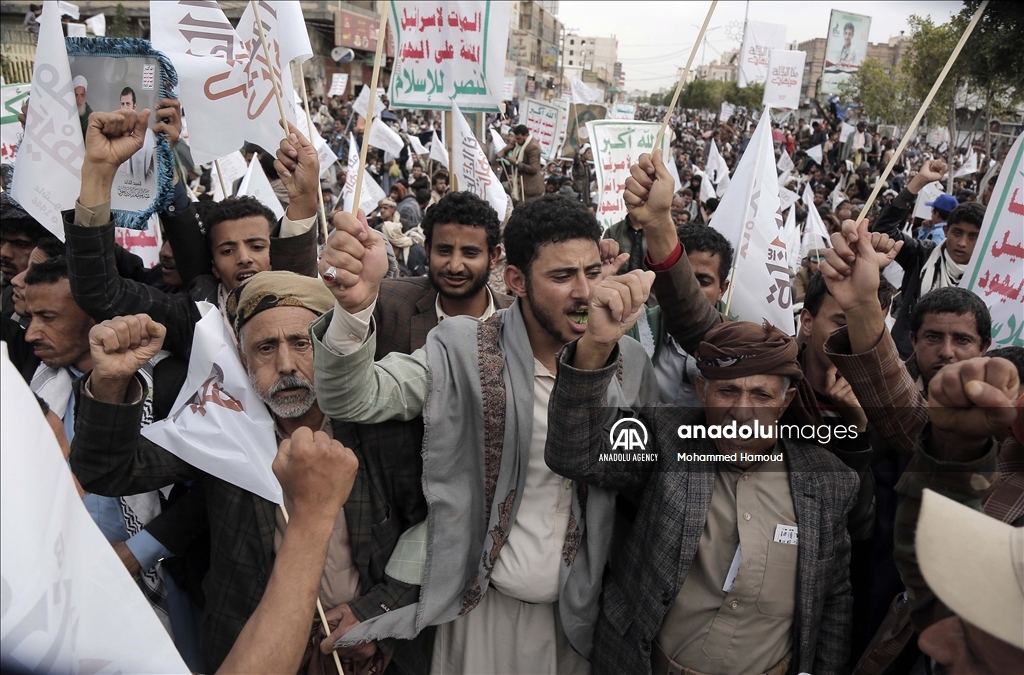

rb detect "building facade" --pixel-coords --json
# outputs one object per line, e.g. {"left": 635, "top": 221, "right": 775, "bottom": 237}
{"left": 506, "top": 0, "right": 564, "bottom": 101}
{"left": 798, "top": 33, "right": 909, "bottom": 104}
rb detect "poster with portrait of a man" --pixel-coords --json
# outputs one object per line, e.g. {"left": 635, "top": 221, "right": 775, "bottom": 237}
{"left": 67, "top": 50, "right": 164, "bottom": 217}
{"left": 821, "top": 10, "right": 871, "bottom": 95}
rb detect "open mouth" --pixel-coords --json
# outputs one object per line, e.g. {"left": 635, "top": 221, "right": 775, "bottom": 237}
{"left": 568, "top": 311, "right": 588, "bottom": 331}
{"left": 235, "top": 270, "right": 257, "bottom": 283}
{"left": 161, "top": 260, "right": 177, "bottom": 271}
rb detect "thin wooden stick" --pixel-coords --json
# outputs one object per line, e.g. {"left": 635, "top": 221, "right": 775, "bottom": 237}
{"left": 278, "top": 502, "right": 346, "bottom": 675}
{"left": 445, "top": 111, "right": 458, "bottom": 191}
{"left": 250, "top": 0, "right": 290, "bottom": 139}
{"left": 299, "top": 62, "right": 330, "bottom": 240}
{"left": 213, "top": 159, "right": 229, "bottom": 199}
{"left": 655, "top": 0, "right": 718, "bottom": 150}
{"left": 351, "top": 10, "right": 389, "bottom": 216}
{"left": 855, "top": 0, "right": 988, "bottom": 226}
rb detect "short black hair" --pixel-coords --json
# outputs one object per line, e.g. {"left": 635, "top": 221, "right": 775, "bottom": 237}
{"left": 844, "top": 22, "right": 855, "bottom": 33}
{"left": 910, "top": 286, "right": 991, "bottom": 341}
{"left": 677, "top": 224, "right": 733, "bottom": 283}
{"left": 804, "top": 271, "right": 895, "bottom": 317}
{"left": 34, "top": 236, "right": 66, "bottom": 261}
{"left": 422, "top": 191, "right": 500, "bottom": 251}
{"left": 932, "top": 206, "right": 952, "bottom": 221}
{"left": 512, "top": 124, "right": 529, "bottom": 136}
{"left": 24, "top": 255, "right": 69, "bottom": 286}
{"left": 946, "top": 202, "right": 984, "bottom": 230}
{"left": 503, "top": 195, "right": 600, "bottom": 275}
{"left": 120, "top": 86, "right": 136, "bottom": 104}
{"left": 415, "top": 188, "right": 431, "bottom": 206}
{"left": 705, "top": 198, "right": 719, "bottom": 212}
{"left": 0, "top": 194, "right": 49, "bottom": 242}
{"left": 203, "top": 196, "right": 277, "bottom": 249}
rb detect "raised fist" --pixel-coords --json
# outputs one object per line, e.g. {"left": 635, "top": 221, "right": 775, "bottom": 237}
{"left": 928, "top": 357, "right": 1020, "bottom": 440}
{"left": 89, "top": 314, "right": 166, "bottom": 383}
{"left": 320, "top": 211, "right": 389, "bottom": 313}
{"left": 274, "top": 427, "right": 359, "bottom": 522}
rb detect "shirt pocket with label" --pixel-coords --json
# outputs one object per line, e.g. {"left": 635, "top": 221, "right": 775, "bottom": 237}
{"left": 756, "top": 538, "right": 799, "bottom": 617}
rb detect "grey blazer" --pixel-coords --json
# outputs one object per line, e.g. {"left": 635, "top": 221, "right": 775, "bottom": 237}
{"left": 545, "top": 342, "right": 858, "bottom": 675}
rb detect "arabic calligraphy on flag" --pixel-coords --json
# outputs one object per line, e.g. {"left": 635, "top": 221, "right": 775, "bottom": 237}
{"left": 762, "top": 49, "right": 806, "bottom": 110}
{"left": 587, "top": 120, "right": 672, "bottom": 230}
{"left": 961, "top": 132, "right": 1024, "bottom": 347}
{"left": 388, "top": 1, "right": 510, "bottom": 111}
{"left": 523, "top": 98, "right": 562, "bottom": 161}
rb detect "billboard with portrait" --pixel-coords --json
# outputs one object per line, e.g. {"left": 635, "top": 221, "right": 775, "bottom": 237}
{"left": 821, "top": 10, "right": 871, "bottom": 95}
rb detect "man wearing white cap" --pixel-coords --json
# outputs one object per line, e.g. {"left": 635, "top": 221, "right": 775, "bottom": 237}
{"left": 894, "top": 355, "right": 1024, "bottom": 673}
{"left": 73, "top": 75, "right": 91, "bottom": 138}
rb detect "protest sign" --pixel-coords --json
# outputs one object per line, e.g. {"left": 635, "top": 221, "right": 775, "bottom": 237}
{"left": 10, "top": 2, "right": 84, "bottom": 239}
{"left": 502, "top": 76, "right": 515, "bottom": 99}
{"left": 551, "top": 98, "right": 570, "bottom": 158}
{"left": 1, "top": 346, "right": 188, "bottom": 674}
{"left": 738, "top": 21, "right": 787, "bottom": 87}
{"left": 388, "top": 1, "right": 511, "bottom": 111}
{"left": 713, "top": 112, "right": 794, "bottom": 333}
{"left": 720, "top": 101, "right": 735, "bottom": 122}
{"left": 523, "top": 98, "right": 562, "bottom": 160}
{"left": 954, "top": 149, "right": 978, "bottom": 178}
{"left": 961, "top": 132, "right": 1024, "bottom": 347}
{"left": 451, "top": 101, "right": 507, "bottom": 217}
{"left": 821, "top": 10, "right": 872, "bottom": 95}
{"left": 587, "top": 120, "right": 672, "bottom": 230}
{"left": 912, "top": 181, "right": 945, "bottom": 220}
{"left": 142, "top": 302, "right": 282, "bottom": 504}
{"left": 0, "top": 83, "right": 30, "bottom": 165}
{"left": 560, "top": 103, "right": 606, "bottom": 157}
{"left": 237, "top": 155, "right": 286, "bottom": 221}
{"left": 328, "top": 73, "right": 349, "bottom": 96}
{"left": 609, "top": 103, "right": 636, "bottom": 120}
{"left": 114, "top": 214, "right": 162, "bottom": 269}
{"left": 763, "top": 49, "right": 806, "bottom": 110}
{"left": 84, "top": 12, "right": 105, "bottom": 36}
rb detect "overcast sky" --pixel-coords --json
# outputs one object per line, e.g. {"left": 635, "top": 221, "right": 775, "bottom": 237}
{"left": 557, "top": 1, "right": 964, "bottom": 92}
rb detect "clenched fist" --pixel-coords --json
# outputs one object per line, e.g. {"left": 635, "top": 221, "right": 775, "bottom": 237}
{"left": 928, "top": 357, "right": 1019, "bottom": 440}
{"left": 89, "top": 314, "right": 166, "bottom": 383}
{"left": 574, "top": 270, "right": 654, "bottom": 370}
{"left": 274, "top": 427, "right": 359, "bottom": 524}
{"left": 85, "top": 108, "right": 152, "bottom": 174}
{"left": 320, "top": 212, "right": 389, "bottom": 313}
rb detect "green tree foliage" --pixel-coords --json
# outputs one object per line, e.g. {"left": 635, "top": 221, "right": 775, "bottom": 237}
{"left": 901, "top": 15, "right": 962, "bottom": 128}
{"left": 957, "top": 0, "right": 1024, "bottom": 100}
{"left": 838, "top": 58, "right": 915, "bottom": 129}
{"left": 108, "top": 4, "right": 131, "bottom": 38}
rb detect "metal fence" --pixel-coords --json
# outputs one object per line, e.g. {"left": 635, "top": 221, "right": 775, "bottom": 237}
{"left": 1, "top": 29, "right": 35, "bottom": 84}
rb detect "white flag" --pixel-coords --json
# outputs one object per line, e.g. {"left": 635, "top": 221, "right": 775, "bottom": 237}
{"left": 706, "top": 140, "right": 730, "bottom": 184}
{"left": 570, "top": 76, "right": 601, "bottom": 106}
{"left": 954, "top": 150, "right": 978, "bottom": 178}
{"left": 368, "top": 118, "right": 406, "bottom": 156}
{"left": 57, "top": 0, "right": 79, "bottom": 18}
{"left": 913, "top": 181, "right": 945, "bottom": 220}
{"left": 429, "top": 130, "right": 449, "bottom": 169}
{"left": 803, "top": 183, "right": 832, "bottom": 253}
{"left": 1, "top": 345, "right": 189, "bottom": 674}
{"left": 782, "top": 198, "right": 802, "bottom": 273}
{"left": 489, "top": 128, "right": 505, "bottom": 156}
{"left": 408, "top": 134, "right": 429, "bottom": 156}
{"left": 807, "top": 144, "right": 823, "bottom": 165}
{"left": 779, "top": 187, "right": 800, "bottom": 213}
{"left": 830, "top": 183, "right": 850, "bottom": 211}
{"left": 712, "top": 112, "right": 794, "bottom": 332}
{"left": 293, "top": 90, "right": 340, "bottom": 178}
{"left": 697, "top": 169, "right": 717, "bottom": 203}
{"left": 210, "top": 151, "right": 248, "bottom": 201}
{"left": 777, "top": 149, "right": 794, "bottom": 174}
{"left": 716, "top": 172, "right": 731, "bottom": 198}
{"left": 237, "top": 156, "right": 286, "bottom": 221}
{"left": 738, "top": 21, "right": 787, "bottom": 87}
{"left": 343, "top": 133, "right": 387, "bottom": 215}
{"left": 142, "top": 303, "right": 282, "bottom": 504}
{"left": 84, "top": 12, "right": 105, "bottom": 35}
{"left": 10, "top": 1, "right": 84, "bottom": 240}
{"left": 352, "top": 85, "right": 384, "bottom": 121}
{"left": 762, "top": 49, "right": 806, "bottom": 110}
{"left": 839, "top": 122, "right": 856, "bottom": 144}
{"left": 960, "top": 132, "right": 1024, "bottom": 346}
{"left": 451, "top": 101, "right": 507, "bottom": 217}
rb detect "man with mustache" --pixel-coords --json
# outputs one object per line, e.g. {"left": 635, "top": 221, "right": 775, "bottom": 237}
{"left": 310, "top": 195, "right": 658, "bottom": 672}
{"left": 73, "top": 75, "right": 92, "bottom": 138}
{"left": 1, "top": 193, "right": 50, "bottom": 319}
{"left": 371, "top": 191, "right": 512, "bottom": 358}
{"left": 69, "top": 272, "right": 429, "bottom": 673}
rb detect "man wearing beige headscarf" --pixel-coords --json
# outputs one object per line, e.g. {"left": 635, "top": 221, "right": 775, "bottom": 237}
{"left": 547, "top": 273, "right": 860, "bottom": 675}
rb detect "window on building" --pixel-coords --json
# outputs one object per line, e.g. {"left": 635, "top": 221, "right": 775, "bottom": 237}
{"left": 569, "top": 50, "right": 574, "bottom": 55}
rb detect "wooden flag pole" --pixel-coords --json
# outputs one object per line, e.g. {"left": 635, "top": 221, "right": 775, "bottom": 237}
{"left": 351, "top": 10, "right": 389, "bottom": 216}
{"left": 278, "top": 504, "right": 345, "bottom": 675}
{"left": 250, "top": 0, "right": 291, "bottom": 139}
{"left": 654, "top": 0, "right": 718, "bottom": 150}
{"left": 213, "top": 160, "right": 229, "bottom": 199}
{"left": 445, "top": 111, "right": 458, "bottom": 191}
{"left": 855, "top": 0, "right": 988, "bottom": 226}
{"left": 299, "top": 62, "right": 330, "bottom": 240}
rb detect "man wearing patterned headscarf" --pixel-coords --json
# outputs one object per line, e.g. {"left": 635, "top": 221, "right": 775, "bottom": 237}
{"left": 547, "top": 282, "right": 860, "bottom": 675}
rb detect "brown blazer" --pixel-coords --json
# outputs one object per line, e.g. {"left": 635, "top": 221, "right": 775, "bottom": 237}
{"left": 372, "top": 275, "right": 513, "bottom": 359}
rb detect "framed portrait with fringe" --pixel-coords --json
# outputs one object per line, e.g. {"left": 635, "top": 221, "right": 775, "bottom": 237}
{"left": 65, "top": 37, "right": 177, "bottom": 229}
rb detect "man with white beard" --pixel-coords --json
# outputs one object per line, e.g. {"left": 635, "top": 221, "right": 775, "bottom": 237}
{"left": 74, "top": 75, "right": 92, "bottom": 138}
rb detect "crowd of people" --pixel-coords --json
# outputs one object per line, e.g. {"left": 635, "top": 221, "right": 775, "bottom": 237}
{"left": 1, "top": 76, "right": 1022, "bottom": 675}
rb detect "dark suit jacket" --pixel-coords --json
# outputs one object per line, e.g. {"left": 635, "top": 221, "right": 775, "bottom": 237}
{"left": 502, "top": 138, "right": 544, "bottom": 199}
{"left": 69, "top": 374, "right": 426, "bottom": 674}
{"left": 63, "top": 202, "right": 318, "bottom": 360}
{"left": 869, "top": 188, "right": 937, "bottom": 359}
{"left": 546, "top": 342, "right": 859, "bottom": 675}
{"left": 372, "top": 275, "right": 513, "bottom": 359}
